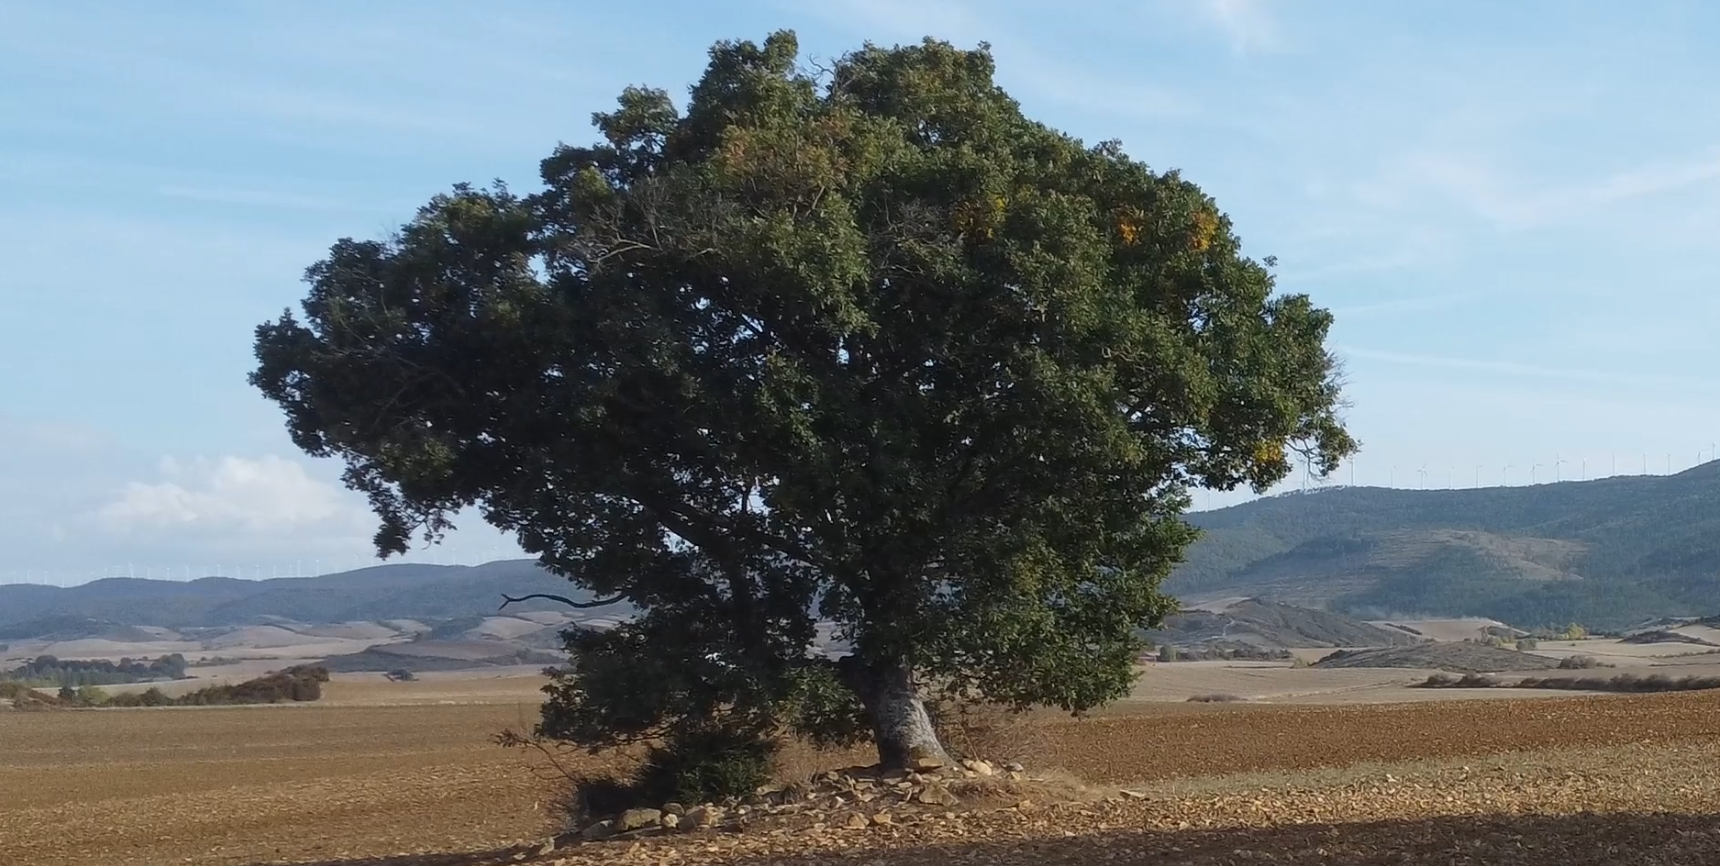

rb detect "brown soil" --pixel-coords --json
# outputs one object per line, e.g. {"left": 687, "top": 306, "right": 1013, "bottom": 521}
{"left": 3, "top": 687, "right": 1720, "bottom": 865}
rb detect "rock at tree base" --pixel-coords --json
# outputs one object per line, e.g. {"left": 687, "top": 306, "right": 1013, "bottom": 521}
{"left": 614, "top": 808, "right": 661, "bottom": 833}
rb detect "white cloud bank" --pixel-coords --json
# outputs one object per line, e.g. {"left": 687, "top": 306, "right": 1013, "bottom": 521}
{"left": 98, "top": 455, "right": 369, "bottom": 536}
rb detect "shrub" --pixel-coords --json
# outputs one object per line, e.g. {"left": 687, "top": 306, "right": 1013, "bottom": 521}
{"left": 1158, "top": 645, "right": 1178, "bottom": 663}
{"left": 1289, "top": 656, "right": 1311, "bottom": 669}
{"left": 174, "top": 666, "right": 330, "bottom": 706}
{"left": 631, "top": 726, "right": 777, "bottom": 807}
{"left": 1415, "top": 673, "right": 1501, "bottom": 689}
{"left": 1514, "top": 673, "right": 1720, "bottom": 693}
{"left": 1558, "top": 655, "right": 1610, "bottom": 670}
{"left": 1516, "top": 638, "right": 1539, "bottom": 651}
{"left": 384, "top": 669, "right": 417, "bottom": 682}
{"left": 1186, "top": 693, "right": 1246, "bottom": 703}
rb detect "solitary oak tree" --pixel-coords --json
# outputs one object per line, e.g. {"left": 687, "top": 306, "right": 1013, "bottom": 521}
{"left": 252, "top": 32, "right": 1355, "bottom": 773}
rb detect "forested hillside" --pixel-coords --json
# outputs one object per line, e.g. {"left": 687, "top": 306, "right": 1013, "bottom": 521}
{"left": 1170, "top": 462, "right": 1720, "bottom": 629}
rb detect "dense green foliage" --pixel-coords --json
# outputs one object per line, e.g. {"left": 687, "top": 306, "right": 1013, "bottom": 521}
{"left": 250, "top": 31, "right": 1352, "bottom": 769}
{"left": 2, "top": 654, "right": 189, "bottom": 686}
{"left": 1172, "top": 467, "right": 1720, "bottom": 629}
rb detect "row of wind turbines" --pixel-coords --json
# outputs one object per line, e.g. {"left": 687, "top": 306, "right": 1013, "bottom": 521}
{"left": 1304, "top": 442, "right": 1720, "bottom": 491}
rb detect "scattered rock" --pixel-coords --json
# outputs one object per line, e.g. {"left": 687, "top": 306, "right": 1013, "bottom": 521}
{"left": 658, "top": 813, "right": 679, "bottom": 830}
{"left": 962, "top": 758, "right": 996, "bottom": 777}
{"left": 662, "top": 801, "right": 686, "bottom": 817}
{"left": 912, "top": 754, "right": 948, "bottom": 771}
{"left": 614, "top": 808, "right": 661, "bottom": 833}
{"left": 871, "top": 811, "right": 894, "bottom": 826}
{"left": 537, "top": 837, "right": 557, "bottom": 856}
{"left": 577, "top": 820, "right": 614, "bottom": 841}
{"left": 844, "top": 813, "right": 871, "bottom": 830}
{"left": 682, "top": 806, "right": 720, "bottom": 830}
{"left": 916, "top": 785, "right": 960, "bottom": 807}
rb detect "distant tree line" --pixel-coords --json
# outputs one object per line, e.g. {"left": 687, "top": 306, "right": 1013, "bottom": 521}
{"left": 48, "top": 666, "right": 330, "bottom": 708}
{"left": 4, "top": 654, "right": 190, "bottom": 686}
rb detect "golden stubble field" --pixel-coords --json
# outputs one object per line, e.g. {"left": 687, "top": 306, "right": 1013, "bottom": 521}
{"left": 6, "top": 673, "right": 1720, "bottom": 866}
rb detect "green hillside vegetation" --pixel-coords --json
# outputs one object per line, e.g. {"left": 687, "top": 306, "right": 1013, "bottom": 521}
{"left": 1170, "top": 464, "right": 1720, "bottom": 630}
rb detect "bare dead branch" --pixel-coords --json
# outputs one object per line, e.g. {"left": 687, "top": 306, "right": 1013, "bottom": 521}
{"left": 499, "top": 592, "right": 626, "bottom": 611}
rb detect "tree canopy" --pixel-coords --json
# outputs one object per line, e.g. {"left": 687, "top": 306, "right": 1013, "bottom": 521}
{"left": 251, "top": 31, "right": 1354, "bottom": 777}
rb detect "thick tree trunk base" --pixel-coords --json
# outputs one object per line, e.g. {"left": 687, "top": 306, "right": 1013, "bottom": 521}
{"left": 839, "top": 655, "right": 953, "bottom": 771}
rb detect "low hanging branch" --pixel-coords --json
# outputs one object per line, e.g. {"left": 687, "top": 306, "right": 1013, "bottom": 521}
{"left": 498, "top": 592, "right": 627, "bottom": 611}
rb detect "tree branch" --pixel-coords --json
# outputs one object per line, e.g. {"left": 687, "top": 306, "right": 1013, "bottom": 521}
{"left": 498, "top": 592, "right": 626, "bottom": 611}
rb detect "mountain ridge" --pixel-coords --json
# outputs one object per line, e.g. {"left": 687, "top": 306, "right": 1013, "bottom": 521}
{"left": 1170, "top": 462, "right": 1720, "bottom": 629}
{"left": 0, "top": 560, "right": 627, "bottom": 629}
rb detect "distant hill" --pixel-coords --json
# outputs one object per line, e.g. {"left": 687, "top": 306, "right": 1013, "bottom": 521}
{"left": 1313, "top": 643, "right": 1562, "bottom": 674}
{"left": 1143, "top": 599, "right": 1419, "bottom": 649}
{"left": 1171, "top": 463, "right": 1720, "bottom": 630}
{"left": 0, "top": 560, "right": 631, "bottom": 630}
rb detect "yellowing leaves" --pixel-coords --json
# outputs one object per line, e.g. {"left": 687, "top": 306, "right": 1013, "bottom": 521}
{"left": 1190, "top": 209, "right": 1219, "bottom": 253}
{"left": 1252, "top": 441, "right": 1285, "bottom": 465}
{"left": 1115, "top": 208, "right": 1145, "bottom": 247}
{"left": 953, "top": 194, "right": 1007, "bottom": 240}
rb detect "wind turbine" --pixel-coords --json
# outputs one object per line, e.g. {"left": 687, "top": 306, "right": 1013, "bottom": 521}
{"left": 1532, "top": 463, "right": 1547, "bottom": 484}
{"left": 1554, "top": 454, "right": 1567, "bottom": 483}
{"left": 1502, "top": 464, "right": 1512, "bottom": 486}
{"left": 1474, "top": 465, "right": 1483, "bottom": 488}
{"left": 1417, "top": 465, "right": 1428, "bottom": 489}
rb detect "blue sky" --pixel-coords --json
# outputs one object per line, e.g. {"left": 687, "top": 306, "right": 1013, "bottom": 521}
{"left": 5, "top": 0, "right": 1720, "bottom": 584}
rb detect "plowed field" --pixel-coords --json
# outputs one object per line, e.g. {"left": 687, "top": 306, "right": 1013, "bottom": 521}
{"left": 4, "top": 686, "right": 1720, "bottom": 866}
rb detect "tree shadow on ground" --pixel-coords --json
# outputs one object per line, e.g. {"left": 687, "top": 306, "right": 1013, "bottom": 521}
{"left": 248, "top": 811, "right": 1720, "bottom": 866}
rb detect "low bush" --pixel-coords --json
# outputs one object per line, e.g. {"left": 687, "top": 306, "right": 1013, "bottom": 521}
{"left": 1558, "top": 655, "right": 1612, "bottom": 670}
{"left": 1516, "top": 673, "right": 1720, "bottom": 693}
{"left": 1415, "top": 673, "right": 1501, "bottom": 689}
{"left": 175, "top": 666, "right": 329, "bottom": 705}
{"left": 1186, "top": 693, "right": 1247, "bottom": 703}
{"left": 1515, "top": 638, "right": 1539, "bottom": 651}
{"left": 632, "top": 726, "right": 778, "bottom": 807}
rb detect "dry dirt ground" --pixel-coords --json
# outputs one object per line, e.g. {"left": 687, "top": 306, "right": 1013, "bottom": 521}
{"left": 6, "top": 673, "right": 1720, "bottom": 866}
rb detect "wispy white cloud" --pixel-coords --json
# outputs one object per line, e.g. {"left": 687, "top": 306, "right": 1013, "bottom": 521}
{"left": 1327, "top": 294, "right": 1478, "bottom": 319}
{"left": 1191, "top": 0, "right": 1282, "bottom": 54}
{"left": 97, "top": 455, "right": 370, "bottom": 536}
{"left": 1336, "top": 345, "right": 1720, "bottom": 394}
{"left": 1403, "top": 149, "right": 1720, "bottom": 231}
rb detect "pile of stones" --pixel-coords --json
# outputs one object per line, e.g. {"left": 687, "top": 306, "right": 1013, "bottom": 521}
{"left": 571, "top": 757, "right": 1033, "bottom": 842}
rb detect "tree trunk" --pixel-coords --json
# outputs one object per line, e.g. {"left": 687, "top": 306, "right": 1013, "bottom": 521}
{"left": 839, "top": 655, "right": 952, "bottom": 771}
